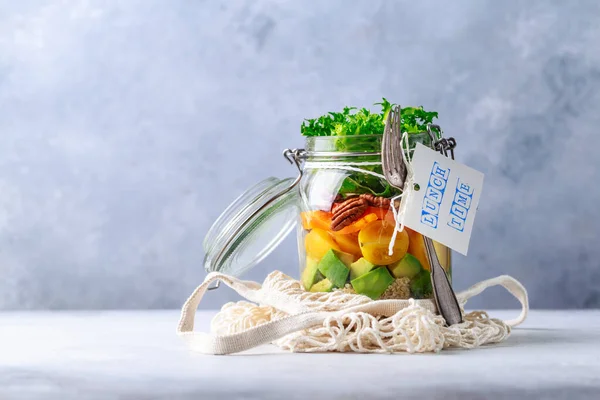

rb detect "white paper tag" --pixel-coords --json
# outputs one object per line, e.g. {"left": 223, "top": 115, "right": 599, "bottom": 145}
{"left": 402, "top": 143, "right": 484, "bottom": 255}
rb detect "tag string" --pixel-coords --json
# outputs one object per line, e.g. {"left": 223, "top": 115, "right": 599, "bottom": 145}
{"left": 302, "top": 144, "right": 415, "bottom": 257}
{"left": 302, "top": 161, "right": 386, "bottom": 180}
{"left": 388, "top": 132, "right": 415, "bottom": 256}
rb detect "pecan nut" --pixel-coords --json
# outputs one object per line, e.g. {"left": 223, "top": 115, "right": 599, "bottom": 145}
{"left": 330, "top": 197, "right": 368, "bottom": 231}
{"left": 359, "top": 194, "right": 391, "bottom": 209}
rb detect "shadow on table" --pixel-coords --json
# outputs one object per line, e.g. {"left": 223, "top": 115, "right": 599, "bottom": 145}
{"left": 488, "top": 327, "right": 596, "bottom": 349}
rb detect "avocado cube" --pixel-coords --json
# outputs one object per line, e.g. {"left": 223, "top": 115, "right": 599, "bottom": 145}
{"left": 337, "top": 251, "right": 356, "bottom": 267}
{"left": 389, "top": 254, "right": 423, "bottom": 279}
{"left": 317, "top": 249, "right": 350, "bottom": 288}
{"left": 410, "top": 270, "right": 433, "bottom": 298}
{"left": 351, "top": 267, "right": 395, "bottom": 300}
{"left": 301, "top": 257, "right": 321, "bottom": 290}
{"left": 310, "top": 278, "right": 334, "bottom": 293}
{"left": 350, "top": 258, "right": 376, "bottom": 280}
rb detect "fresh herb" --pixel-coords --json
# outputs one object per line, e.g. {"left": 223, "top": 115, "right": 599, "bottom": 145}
{"left": 301, "top": 98, "right": 439, "bottom": 139}
{"left": 301, "top": 99, "right": 441, "bottom": 197}
{"left": 338, "top": 173, "right": 394, "bottom": 197}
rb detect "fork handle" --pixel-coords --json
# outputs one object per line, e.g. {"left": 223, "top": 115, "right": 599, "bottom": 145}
{"left": 424, "top": 237, "right": 463, "bottom": 325}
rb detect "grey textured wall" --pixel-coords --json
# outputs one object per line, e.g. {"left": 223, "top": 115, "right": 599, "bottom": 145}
{"left": 0, "top": 0, "right": 598, "bottom": 310}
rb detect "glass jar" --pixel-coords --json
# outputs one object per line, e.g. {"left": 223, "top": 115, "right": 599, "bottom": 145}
{"left": 202, "top": 134, "right": 451, "bottom": 299}
{"left": 296, "top": 134, "right": 451, "bottom": 299}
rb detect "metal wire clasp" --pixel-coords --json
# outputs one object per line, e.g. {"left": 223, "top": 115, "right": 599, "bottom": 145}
{"left": 280, "top": 147, "right": 305, "bottom": 195}
{"left": 427, "top": 124, "right": 457, "bottom": 160}
{"left": 206, "top": 149, "right": 305, "bottom": 291}
{"left": 283, "top": 148, "right": 306, "bottom": 174}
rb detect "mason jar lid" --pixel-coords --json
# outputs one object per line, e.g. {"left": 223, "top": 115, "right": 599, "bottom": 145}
{"left": 203, "top": 150, "right": 303, "bottom": 278}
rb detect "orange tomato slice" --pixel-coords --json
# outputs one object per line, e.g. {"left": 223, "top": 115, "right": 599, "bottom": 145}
{"left": 335, "top": 213, "right": 378, "bottom": 235}
{"left": 358, "top": 219, "right": 409, "bottom": 265}
{"left": 366, "top": 206, "right": 396, "bottom": 223}
{"left": 331, "top": 231, "right": 362, "bottom": 258}
{"left": 300, "top": 210, "right": 333, "bottom": 231}
{"left": 406, "top": 227, "right": 429, "bottom": 270}
{"left": 304, "top": 228, "right": 341, "bottom": 260}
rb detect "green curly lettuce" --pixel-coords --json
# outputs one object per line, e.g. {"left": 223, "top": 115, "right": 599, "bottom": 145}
{"left": 301, "top": 98, "right": 439, "bottom": 140}
{"left": 300, "top": 99, "right": 440, "bottom": 197}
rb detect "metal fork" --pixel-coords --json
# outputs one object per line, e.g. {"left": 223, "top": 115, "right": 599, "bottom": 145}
{"left": 382, "top": 106, "right": 407, "bottom": 189}
{"left": 382, "top": 106, "right": 463, "bottom": 326}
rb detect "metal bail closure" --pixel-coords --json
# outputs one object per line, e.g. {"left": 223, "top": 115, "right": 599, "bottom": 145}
{"left": 203, "top": 149, "right": 305, "bottom": 290}
{"left": 427, "top": 124, "right": 457, "bottom": 160}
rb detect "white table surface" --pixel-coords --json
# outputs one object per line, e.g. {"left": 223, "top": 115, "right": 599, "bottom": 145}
{"left": 1, "top": 310, "right": 599, "bottom": 400}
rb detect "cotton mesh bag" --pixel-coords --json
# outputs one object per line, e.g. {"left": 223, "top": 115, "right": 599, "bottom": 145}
{"left": 177, "top": 271, "right": 528, "bottom": 355}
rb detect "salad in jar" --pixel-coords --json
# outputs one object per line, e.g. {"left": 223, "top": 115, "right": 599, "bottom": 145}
{"left": 297, "top": 100, "right": 451, "bottom": 300}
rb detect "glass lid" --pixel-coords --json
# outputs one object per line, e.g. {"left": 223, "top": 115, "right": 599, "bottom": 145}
{"left": 202, "top": 150, "right": 304, "bottom": 277}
